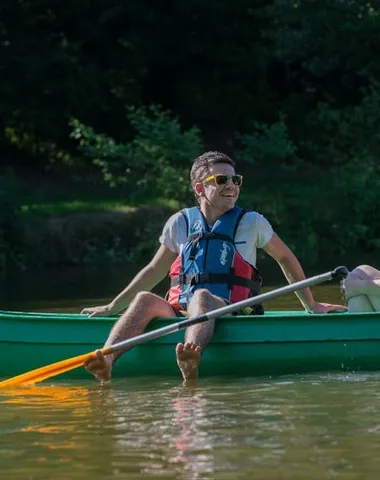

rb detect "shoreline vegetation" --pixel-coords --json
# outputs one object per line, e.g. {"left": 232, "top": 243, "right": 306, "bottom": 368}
{"left": 0, "top": 168, "right": 378, "bottom": 274}
{"left": 1, "top": 181, "right": 179, "bottom": 271}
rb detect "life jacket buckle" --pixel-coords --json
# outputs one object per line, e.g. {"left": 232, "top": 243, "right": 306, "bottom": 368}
{"left": 190, "top": 273, "right": 201, "bottom": 285}
{"left": 190, "top": 273, "right": 210, "bottom": 285}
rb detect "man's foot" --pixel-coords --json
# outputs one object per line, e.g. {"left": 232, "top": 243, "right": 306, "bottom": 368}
{"left": 175, "top": 342, "right": 201, "bottom": 382}
{"left": 84, "top": 349, "right": 113, "bottom": 383}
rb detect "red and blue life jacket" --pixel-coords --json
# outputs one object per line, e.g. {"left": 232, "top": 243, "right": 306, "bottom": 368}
{"left": 167, "top": 206, "right": 262, "bottom": 312}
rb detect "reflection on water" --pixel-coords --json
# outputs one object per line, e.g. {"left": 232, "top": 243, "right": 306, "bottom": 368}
{"left": 2, "top": 375, "right": 380, "bottom": 479}
{"left": 2, "top": 384, "right": 92, "bottom": 410}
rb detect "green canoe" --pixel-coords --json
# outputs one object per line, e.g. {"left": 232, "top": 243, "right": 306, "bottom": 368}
{"left": 0, "top": 309, "right": 379, "bottom": 380}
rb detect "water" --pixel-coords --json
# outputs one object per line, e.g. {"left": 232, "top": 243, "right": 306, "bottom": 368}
{"left": 2, "top": 375, "right": 380, "bottom": 479}
{"left": 2, "top": 265, "right": 377, "bottom": 479}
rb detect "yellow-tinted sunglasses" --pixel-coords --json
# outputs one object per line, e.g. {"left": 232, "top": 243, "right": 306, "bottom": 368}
{"left": 202, "top": 174, "right": 243, "bottom": 187}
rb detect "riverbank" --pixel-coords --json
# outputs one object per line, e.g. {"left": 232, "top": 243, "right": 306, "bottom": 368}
{"left": 12, "top": 205, "right": 177, "bottom": 270}
{"left": 0, "top": 170, "right": 182, "bottom": 271}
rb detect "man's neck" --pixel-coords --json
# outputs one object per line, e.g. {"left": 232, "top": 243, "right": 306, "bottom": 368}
{"left": 199, "top": 204, "right": 232, "bottom": 225}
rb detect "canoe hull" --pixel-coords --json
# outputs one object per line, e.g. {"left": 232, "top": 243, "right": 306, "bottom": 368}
{"left": 1, "top": 310, "right": 380, "bottom": 379}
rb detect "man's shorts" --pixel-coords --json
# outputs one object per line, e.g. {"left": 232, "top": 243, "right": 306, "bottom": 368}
{"left": 170, "top": 301, "right": 264, "bottom": 318}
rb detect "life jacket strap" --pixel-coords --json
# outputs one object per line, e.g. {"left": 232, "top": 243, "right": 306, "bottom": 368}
{"left": 186, "top": 232, "right": 233, "bottom": 242}
{"left": 171, "top": 272, "right": 261, "bottom": 293}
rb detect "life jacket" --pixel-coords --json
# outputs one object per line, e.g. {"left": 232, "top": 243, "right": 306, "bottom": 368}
{"left": 167, "top": 206, "right": 263, "bottom": 312}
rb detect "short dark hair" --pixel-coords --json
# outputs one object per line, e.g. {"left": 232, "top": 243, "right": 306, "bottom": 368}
{"left": 190, "top": 151, "right": 235, "bottom": 187}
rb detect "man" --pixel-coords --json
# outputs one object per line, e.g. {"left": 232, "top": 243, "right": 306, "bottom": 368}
{"left": 82, "top": 151, "right": 346, "bottom": 382}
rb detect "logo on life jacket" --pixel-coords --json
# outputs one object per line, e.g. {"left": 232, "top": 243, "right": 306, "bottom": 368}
{"left": 219, "top": 241, "right": 231, "bottom": 266}
{"left": 192, "top": 220, "right": 202, "bottom": 232}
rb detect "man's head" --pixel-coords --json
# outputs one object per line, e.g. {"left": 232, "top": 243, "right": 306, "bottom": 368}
{"left": 190, "top": 151, "right": 242, "bottom": 212}
{"left": 190, "top": 151, "right": 236, "bottom": 188}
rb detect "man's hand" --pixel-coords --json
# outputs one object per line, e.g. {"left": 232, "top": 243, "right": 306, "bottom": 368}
{"left": 81, "top": 304, "right": 117, "bottom": 318}
{"left": 311, "top": 301, "right": 348, "bottom": 314}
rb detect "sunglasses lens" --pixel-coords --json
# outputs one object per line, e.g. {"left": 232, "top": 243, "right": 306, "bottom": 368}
{"left": 232, "top": 175, "right": 242, "bottom": 186}
{"left": 215, "top": 175, "right": 228, "bottom": 185}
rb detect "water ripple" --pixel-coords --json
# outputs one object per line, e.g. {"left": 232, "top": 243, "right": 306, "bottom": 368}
{"left": 1, "top": 374, "right": 380, "bottom": 479}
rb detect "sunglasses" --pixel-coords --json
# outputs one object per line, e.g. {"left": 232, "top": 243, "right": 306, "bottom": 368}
{"left": 202, "top": 174, "right": 243, "bottom": 187}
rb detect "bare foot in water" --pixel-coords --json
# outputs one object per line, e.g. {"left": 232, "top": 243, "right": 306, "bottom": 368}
{"left": 84, "top": 350, "right": 113, "bottom": 382}
{"left": 176, "top": 342, "right": 201, "bottom": 381}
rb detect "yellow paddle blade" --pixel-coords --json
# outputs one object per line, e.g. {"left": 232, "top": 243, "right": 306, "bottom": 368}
{"left": 0, "top": 351, "right": 96, "bottom": 389}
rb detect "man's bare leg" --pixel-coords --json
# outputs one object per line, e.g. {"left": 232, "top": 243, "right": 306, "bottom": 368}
{"left": 347, "top": 295, "right": 374, "bottom": 313}
{"left": 84, "top": 292, "right": 176, "bottom": 382}
{"left": 176, "top": 289, "right": 226, "bottom": 382}
{"left": 345, "top": 265, "right": 380, "bottom": 312}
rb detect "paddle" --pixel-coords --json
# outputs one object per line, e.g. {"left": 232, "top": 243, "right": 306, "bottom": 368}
{"left": 0, "top": 266, "right": 348, "bottom": 388}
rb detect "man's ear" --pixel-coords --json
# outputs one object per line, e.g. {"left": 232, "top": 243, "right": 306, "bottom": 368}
{"left": 194, "top": 182, "right": 204, "bottom": 198}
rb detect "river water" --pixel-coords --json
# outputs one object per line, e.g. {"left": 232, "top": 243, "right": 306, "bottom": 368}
{"left": 2, "top": 375, "right": 380, "bottom": 479}
{"left": 2, "top": 265, "right": 380, "bottom": 479}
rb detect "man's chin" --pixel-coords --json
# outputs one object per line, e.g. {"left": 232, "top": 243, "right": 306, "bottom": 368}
{"left": 222, "top": 198, "right": 237, "bottom": 205}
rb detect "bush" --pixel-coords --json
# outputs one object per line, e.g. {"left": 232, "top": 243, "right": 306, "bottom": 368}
{"left": 70, "top": 105, "right": 204, "bottom": 205}
{"left": 235, "top": 114, "right": 300, "bottom": 169}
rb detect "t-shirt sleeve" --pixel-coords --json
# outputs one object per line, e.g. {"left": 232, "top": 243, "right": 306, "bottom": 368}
{"left": 159, "top": 211, "right": 187, "bottom": 254}
{"left": 252, "top": 212, "right": 274, "bottom": 248}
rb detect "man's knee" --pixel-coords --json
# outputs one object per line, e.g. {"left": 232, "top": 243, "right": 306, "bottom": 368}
{"left": 351, "top": 265, "right": 380, "bottom": 279}
{"left": 191, "top": 288, "right": 212, "bottom": 303}
{"left": 124, "top": 291, "right": 173, "bottom": 321}
{"left": 133, "top": 291, "right": 160, "bottom": 307}
{"left": 189, "top": 288, "right": 225, "bottom": 309}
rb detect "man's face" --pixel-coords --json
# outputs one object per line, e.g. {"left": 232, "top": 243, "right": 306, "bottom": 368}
{"left": 196, "top": 163, "right": 241, "bottom": 211}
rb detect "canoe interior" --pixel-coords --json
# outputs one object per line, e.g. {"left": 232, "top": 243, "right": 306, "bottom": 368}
{"left": 1, "top": 310, "right": 380, "bottom": 379}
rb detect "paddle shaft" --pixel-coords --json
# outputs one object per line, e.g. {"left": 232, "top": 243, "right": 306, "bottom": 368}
{"left": 103, "top": 265, "right": 348, "bottom": 355}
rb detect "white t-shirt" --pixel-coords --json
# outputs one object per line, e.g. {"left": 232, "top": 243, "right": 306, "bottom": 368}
{"left": 159, "top": 209, "right": 273, "bottom": 267}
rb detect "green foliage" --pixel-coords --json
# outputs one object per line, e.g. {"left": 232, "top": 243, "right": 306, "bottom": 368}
{"left": 70, "top": 105, "right": 203, "bottom": 204}
{"left": 235, "top": 114, "right": 299, "bottom": 168}
{"left": 303, "top": 87, "right": 380, "bottom": 166}
{"left": 300, "top": 86, "right": 380, "bottom": 255}
{"left": 268, "top": 0, "right": 379, "bottom": 82}
{"left": 236, "top": 83, "right": 380, "bottom": 262}
{"left": 2, "top": 0, "right": 380, "bottom": 169}
{"left": 2, "top": 0, "right": 380, "bottom": 269}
